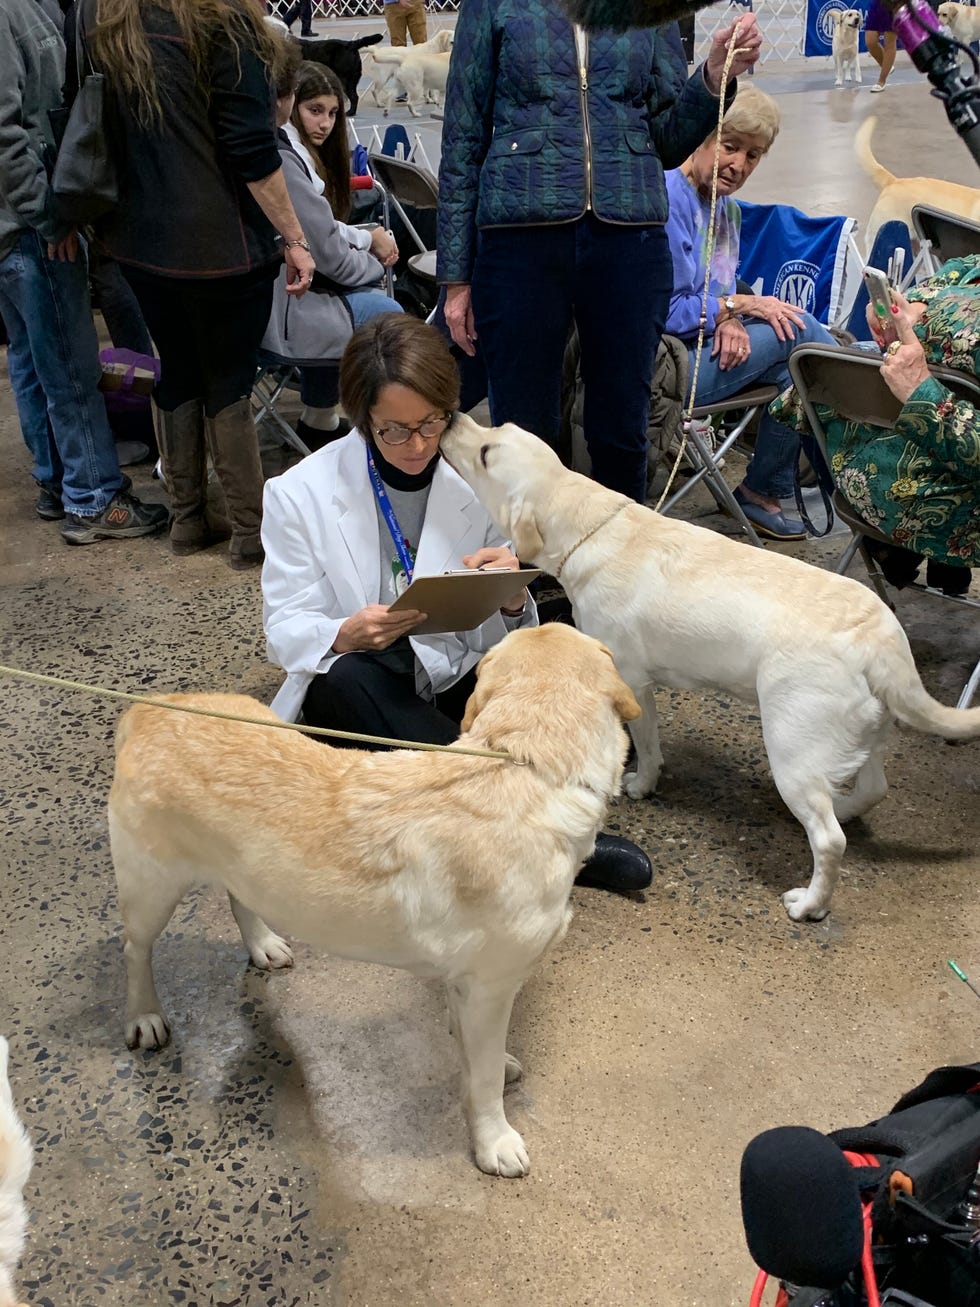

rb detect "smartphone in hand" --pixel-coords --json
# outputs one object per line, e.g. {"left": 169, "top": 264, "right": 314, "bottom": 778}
{"left": 863, "top": 266, "right": 899, "bottom": 348}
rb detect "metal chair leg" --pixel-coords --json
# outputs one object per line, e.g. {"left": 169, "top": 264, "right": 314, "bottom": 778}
{"left": 683, "top": 423, "right": 764, "bottom": 548}
{"left": 956, "top": 656, "right": 980, "bottom": 711}
{"left": 835, "top": 532, "right": 861, "bottom": 575}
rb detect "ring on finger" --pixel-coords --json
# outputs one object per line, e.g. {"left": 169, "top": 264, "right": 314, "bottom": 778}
{"left": 886, "top": 339, "right": 901, "bottom": 356}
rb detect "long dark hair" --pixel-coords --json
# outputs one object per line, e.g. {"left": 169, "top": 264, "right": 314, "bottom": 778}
{"left": 290, "top": 62, "right": 351, "bottom": 222}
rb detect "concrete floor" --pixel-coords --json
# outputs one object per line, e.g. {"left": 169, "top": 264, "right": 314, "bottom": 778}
{"left": 1, "top": 65, "right": 979, "bottom": 1307}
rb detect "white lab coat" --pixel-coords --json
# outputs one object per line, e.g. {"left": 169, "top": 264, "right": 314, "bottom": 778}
{"left": 261, "top": 431, "right": 538, "bottom": 722}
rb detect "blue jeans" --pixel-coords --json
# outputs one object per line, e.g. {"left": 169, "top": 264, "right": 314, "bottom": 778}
{"left": 687, "top": 313, "right": 836, "bottom": 499}
{"left": 0, "top": 230, "right": 122, "bottom": 515}
{"left": 345, "top": 286, "right": 402, "bottom": 329}
{"left": 471, "top": 216, "right": 673, "bottom": 502}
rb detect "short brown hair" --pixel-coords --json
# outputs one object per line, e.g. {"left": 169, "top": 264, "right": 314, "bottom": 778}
{"left": 340, "top": 315, "right": 461, "bottom": 438}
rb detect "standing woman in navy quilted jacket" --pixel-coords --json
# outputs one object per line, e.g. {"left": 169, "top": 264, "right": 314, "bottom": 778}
{"left": 438, "top": 1, "right": 762, "bottom": 503}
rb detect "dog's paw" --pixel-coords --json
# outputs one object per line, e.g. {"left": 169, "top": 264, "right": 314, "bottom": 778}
{"left": 126, "top": 1013, "right": 171, "bottom": 1051}
{"left": 782, "top": 888, "right": 831, "bottom": 923}
{"left": 249, "top": 934, "right": 294, "bottom": 971}
{"left": 504, "top": 1053, "right": 523, "bottom": 1085}
{"left": 475, "top": 1126, "right": 530, "bottom": 1178}
{"left": 623, "top": 770, "right": 657, "bottom": 800}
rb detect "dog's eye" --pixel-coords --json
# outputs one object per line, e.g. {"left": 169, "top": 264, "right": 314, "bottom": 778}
{"left": 479, "top": 444, "right": 491, "bottom": 468}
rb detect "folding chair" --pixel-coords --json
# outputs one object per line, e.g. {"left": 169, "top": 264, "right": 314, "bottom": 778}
{"left": 911, "top": 204, "right": 980, "bottom": 275}
{"left": 367, "top": 150, "right": 438, "bottom": 260}
{"left": 658, "top": 367, "right": 780, "bottom": 549}
{"left": 251, "top": 350, "right": 342, "bottom": 459}
{"left": 788, "top": 342, "right": 980, "bottom": 708}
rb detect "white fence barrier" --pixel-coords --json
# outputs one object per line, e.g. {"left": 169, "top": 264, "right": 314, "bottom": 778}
{"left": 301, "top": 0, "right": 811, "bottom": 62}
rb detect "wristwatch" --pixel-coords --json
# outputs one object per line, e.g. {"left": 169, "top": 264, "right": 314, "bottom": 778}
{"left": 723, "top": 295, "right": 737, "bottom": 318}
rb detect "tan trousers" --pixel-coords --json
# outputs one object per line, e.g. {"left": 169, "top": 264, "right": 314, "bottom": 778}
{"left": 383, "top": 0, "right": 427, "bottom": 46}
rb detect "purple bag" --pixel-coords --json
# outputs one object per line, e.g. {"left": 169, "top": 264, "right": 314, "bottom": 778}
{"left": 99, "top": 348, "right": 159, "bottom": 452}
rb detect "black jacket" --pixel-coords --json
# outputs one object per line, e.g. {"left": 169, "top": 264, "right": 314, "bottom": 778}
{"left": 91, "top": 2, "right": 282, "bottom": 278}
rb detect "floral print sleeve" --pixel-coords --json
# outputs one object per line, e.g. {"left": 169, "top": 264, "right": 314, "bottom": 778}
{"left": 898, "top": 376, "right": 980, "bottom": 473}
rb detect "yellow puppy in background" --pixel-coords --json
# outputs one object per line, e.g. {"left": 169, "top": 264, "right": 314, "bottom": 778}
{"left": 856, "top": 115, "right": 980, "bottom": 247}
{"left": 0, "top": 1038, "right": 31, "bottom": 1307}
{"left": 109, "top": 625, "right": 640, "bottom": 1178}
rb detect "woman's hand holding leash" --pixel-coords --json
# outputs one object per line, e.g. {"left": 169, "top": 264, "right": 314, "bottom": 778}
{"left": 705, "top": 13, "right": 763, "bottom": 92}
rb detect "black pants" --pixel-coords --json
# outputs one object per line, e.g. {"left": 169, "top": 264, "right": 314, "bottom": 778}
{"left": 302, "top": 652, "right": 479, "bottom": 750}
{"left": 470, "top": 216, "right": 673, "bottom": 503}
{"left": 122, "top": 264, "right": 276, "bottom": 416}
{"left": 281, "top": 0, "right": 313, "bottom": 32}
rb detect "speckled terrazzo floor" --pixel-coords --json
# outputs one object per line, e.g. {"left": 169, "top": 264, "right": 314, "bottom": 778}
{"left": 1, "top": 77, "right": 980, "bottom": 1307}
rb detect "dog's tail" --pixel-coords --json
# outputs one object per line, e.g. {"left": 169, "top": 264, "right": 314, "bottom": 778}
{"left": 870, "top": 642, "right": 980, "bottom": 740}
{"left": 0, "top": 1038, "right": 32, "bottom": 1296}
{"left": 854, "top": 116, "right": 895, "bottom": 192}
{"left": 370, "top": 45, "right": 410, "bottom": 63}
{"left": 353, "top": 33, "right": 384, "bottom": 49}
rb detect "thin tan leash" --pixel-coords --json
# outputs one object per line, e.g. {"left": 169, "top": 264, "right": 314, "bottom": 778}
{"left": 0, "top": 663, "right": 512, "bottom": 761}
{"left": 654, "top": 18, "right": 747, "bottom": 512}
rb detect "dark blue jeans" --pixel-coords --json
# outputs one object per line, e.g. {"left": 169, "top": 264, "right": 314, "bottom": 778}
{"left": 470, "top": 216, "right": 673, "bottom": 502}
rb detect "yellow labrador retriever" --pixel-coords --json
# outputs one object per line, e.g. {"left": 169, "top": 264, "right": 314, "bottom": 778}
{"left": 0, "top": 1038, "right": 31, "bottom": 1307}
{"left": 109, "top": 625, "right": 639, "bottom": 1177}
{"left": 441, "top": 415, "right": 980, "bottom": 923}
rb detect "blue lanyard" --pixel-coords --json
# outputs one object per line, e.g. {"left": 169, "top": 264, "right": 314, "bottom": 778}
{"left": 366, "top": 443, "right": 415, "bottom": 583}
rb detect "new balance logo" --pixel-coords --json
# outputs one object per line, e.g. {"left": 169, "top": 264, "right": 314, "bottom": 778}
{"left": 106, "top": 507, "right": 130, "bottom": 525}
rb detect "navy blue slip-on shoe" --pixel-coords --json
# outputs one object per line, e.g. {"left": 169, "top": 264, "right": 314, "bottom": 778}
{"left": 734, "top": 488, "right": 807, "bottom": 541}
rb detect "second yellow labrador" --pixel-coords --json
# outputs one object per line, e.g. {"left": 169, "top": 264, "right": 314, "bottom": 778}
{"left": 109, "top": 625, "right": 639, "bottom": 1177}
{"left": 441, "top": 414, "right": 980, "bottom": 923}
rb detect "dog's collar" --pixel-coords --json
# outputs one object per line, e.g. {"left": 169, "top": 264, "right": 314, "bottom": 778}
{"left": 554, "top": 500, "right": 630, "bottom": 580}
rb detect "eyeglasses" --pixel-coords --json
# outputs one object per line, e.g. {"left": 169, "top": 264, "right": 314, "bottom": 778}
{"left": 372, "top": 413, "right": 452, "bottom": 446}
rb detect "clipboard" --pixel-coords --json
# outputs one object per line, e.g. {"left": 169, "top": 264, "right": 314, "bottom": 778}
{"left": 388, "top": 568, "right": 541, "bottom": 635}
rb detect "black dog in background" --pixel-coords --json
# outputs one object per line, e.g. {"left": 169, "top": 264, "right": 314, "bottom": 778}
{"left": 297, "top": 33, "right": 383, "bottom": 115}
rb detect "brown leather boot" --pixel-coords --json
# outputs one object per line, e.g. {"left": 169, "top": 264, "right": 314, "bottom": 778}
{"left": 156, "top": 400, "right": 231, "bottom": 556}
{"left": 203, "top": 397, "right": 265, "bottom": 570}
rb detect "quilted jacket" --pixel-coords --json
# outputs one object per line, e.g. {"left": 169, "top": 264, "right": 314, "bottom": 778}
{"left": 437, "top": 0, "right": 731, "bottom": 284}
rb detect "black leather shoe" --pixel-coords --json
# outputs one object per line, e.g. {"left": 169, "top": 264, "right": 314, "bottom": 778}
{"left": 926, "top": 558, "right": 973, "bottom": 596}
{"left": 575, "top": 833, "right": 652, "bottom": 893}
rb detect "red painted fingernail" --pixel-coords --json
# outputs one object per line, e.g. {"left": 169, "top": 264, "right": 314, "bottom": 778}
{"left": 891, "top": 304, "right": 899, "bottom": 314}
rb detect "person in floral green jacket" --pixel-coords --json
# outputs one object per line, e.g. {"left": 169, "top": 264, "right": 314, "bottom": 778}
{"left": 772, "top": 255, "right": 979, "bottom": 592}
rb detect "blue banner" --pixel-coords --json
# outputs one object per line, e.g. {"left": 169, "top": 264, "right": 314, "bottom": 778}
{"left": 736, "top": 200, "right": 858, "bottom": 325}
{"left": 805, "top": 0, "right": 869, "bottom": 56}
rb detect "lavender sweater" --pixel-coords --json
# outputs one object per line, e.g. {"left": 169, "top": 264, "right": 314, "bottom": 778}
{"left": 664, "top": 168, "right": 742, "bottom": 341}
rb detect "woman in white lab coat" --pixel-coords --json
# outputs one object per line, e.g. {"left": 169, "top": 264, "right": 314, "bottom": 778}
{"left": 260, "top": 314, "right": 652, "bottom": 892}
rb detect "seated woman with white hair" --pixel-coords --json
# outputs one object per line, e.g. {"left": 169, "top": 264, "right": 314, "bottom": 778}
{"left": 664, "top": 85, "right": 839, "bottom": 540}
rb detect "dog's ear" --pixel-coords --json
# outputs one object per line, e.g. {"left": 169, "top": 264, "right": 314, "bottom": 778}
{"left": 460, "top": 648, "right": 498, "bottom": 732}
{"left": 597, "top": 645, "right": 642, "bottom": 722}
{"left": 510, "top": 505, "right": 544, "bottom": 563}
{"left": 829, "top": 10, "right": 841, "bottom": 25}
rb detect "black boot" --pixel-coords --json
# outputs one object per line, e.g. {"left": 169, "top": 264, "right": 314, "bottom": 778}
{"left": 575, "top": 833, "right": 652, "bottom": 893}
